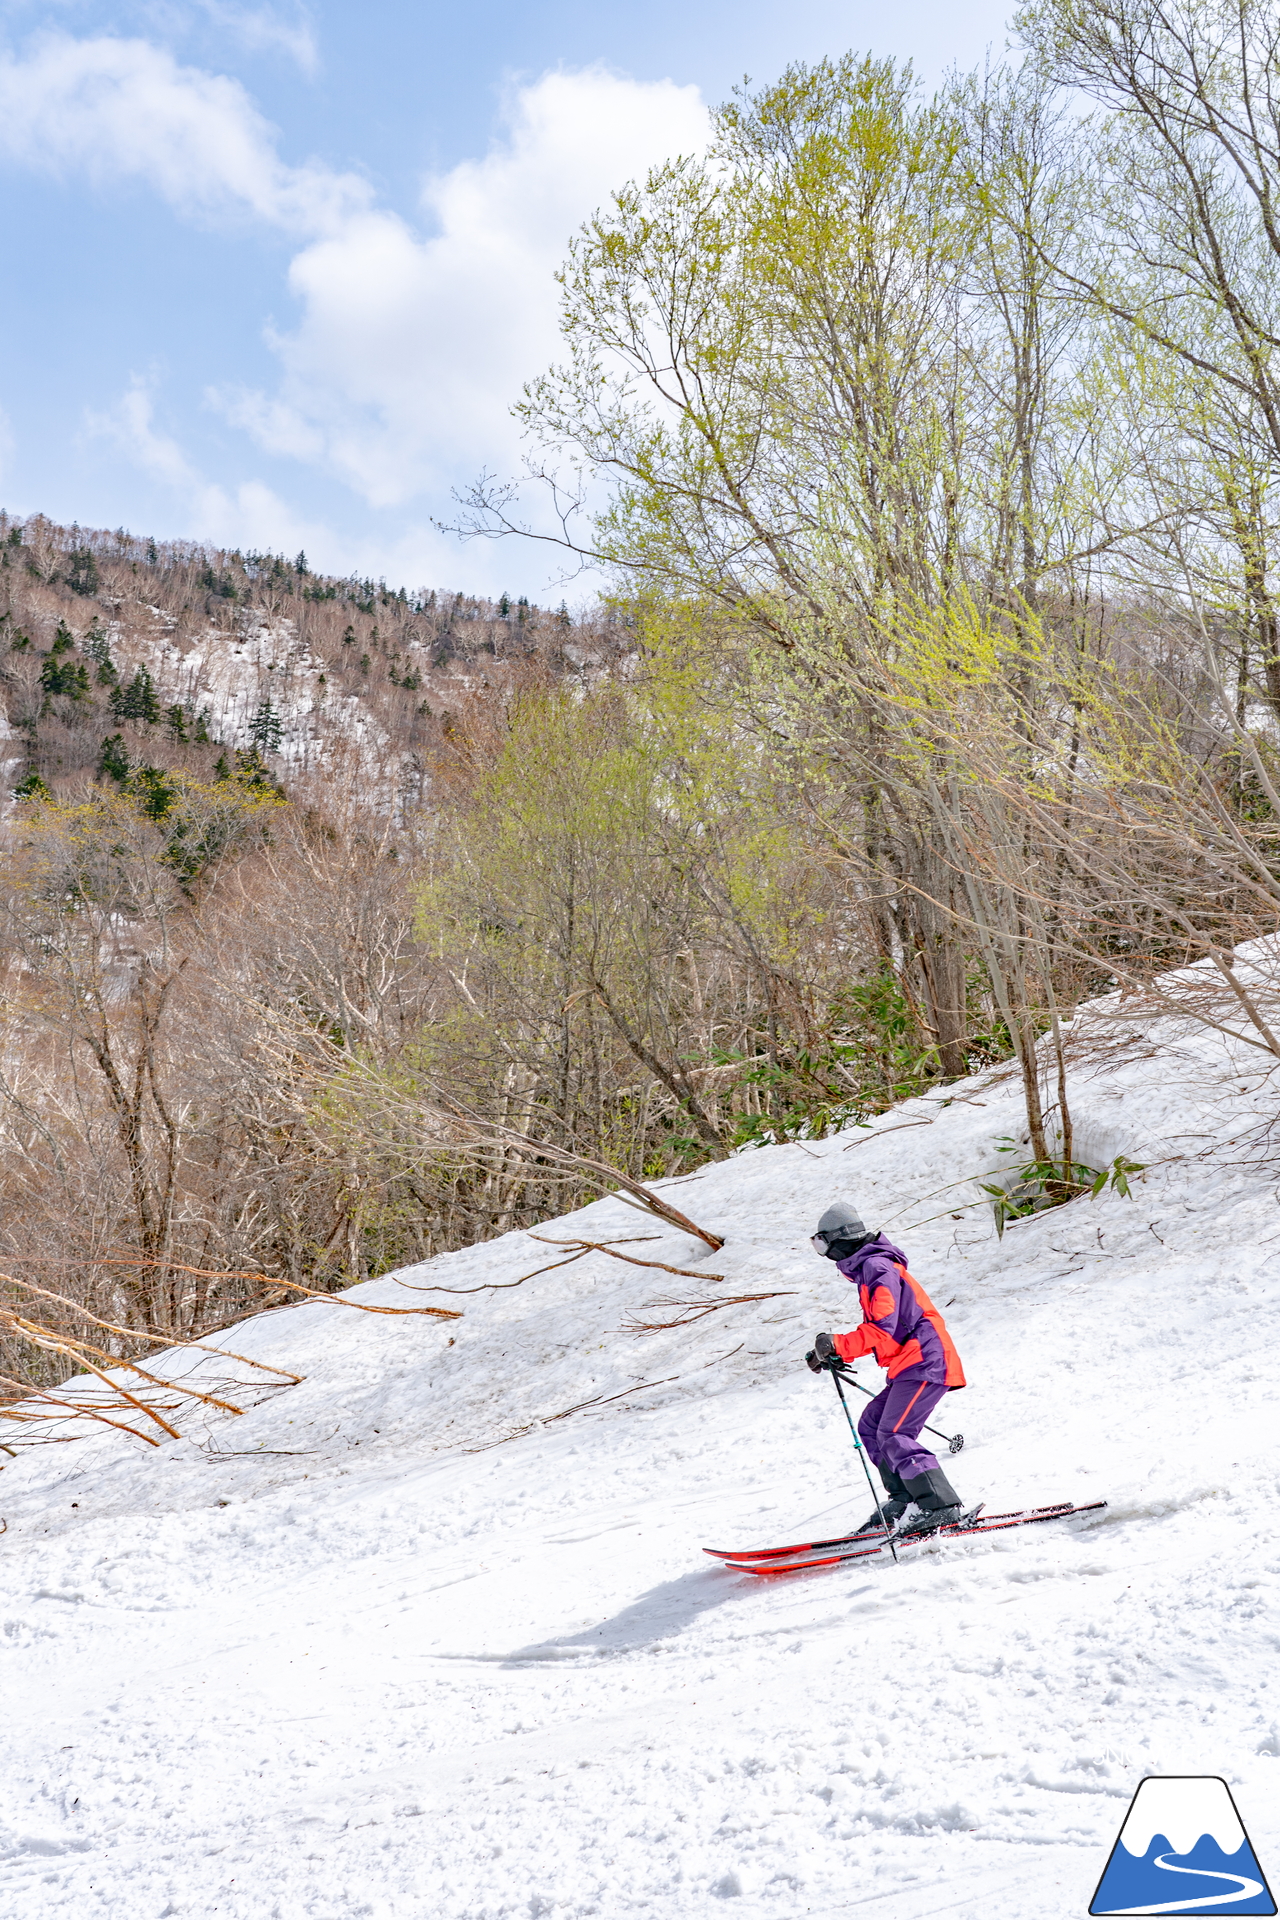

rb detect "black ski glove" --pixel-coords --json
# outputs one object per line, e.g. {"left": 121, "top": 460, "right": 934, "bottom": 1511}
{"left": 805, "top": 1330, "right": 838, "bottom": 1372}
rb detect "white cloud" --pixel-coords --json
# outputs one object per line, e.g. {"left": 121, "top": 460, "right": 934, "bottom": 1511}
{"left": 85, "top": 377, "right": 535, "bottom": 588}
{"left": 87, "top": 377, "right": 333, "bottom": 558}
{"left": 194, "top": 2, "right": 319, "bottom": 78}
{"left": 215, "top": 67, "right": 711, "bottom": 507}
{"left": 0, "top": 35, "right": 708, "bottom": 587}
{"left": 0, "top": 31, "right": 362, "bottom": 230}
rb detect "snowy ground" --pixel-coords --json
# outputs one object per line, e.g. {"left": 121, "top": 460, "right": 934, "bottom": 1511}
{"left": 5, "top": 1007, "right": 1280, "bottom": 1918}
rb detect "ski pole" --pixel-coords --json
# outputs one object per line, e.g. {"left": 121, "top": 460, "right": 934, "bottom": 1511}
{"left": 828, "top": 1365, "right": 898, "bottom": 1564}
{"left": 833, "top": 1364, "right": 964, "bottom": 1454}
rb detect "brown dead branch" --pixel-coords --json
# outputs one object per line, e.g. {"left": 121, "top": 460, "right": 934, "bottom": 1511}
{"left": 527, "top": 1235, "right": 726, "bottom": 1281}
{"left": 39, "top": 1345, "right": 184, "bottom": 1439}
{"left": 0, "top": 1302, "right": 246, "bottom": 1416}
{"left": 90, "top": 1257, "right": 463, "bottom": 1320}
{"left": 463, "top": 1373, "right": 681, "bottom": 1453}
{"left": 0, "top": 1373, "right": 164, "bottom": 1445}
{"left": 842, "top": 1118, "right": 935, "bottom": 1152}
{"left": 393, "top": 1235, "right": 670, "bottom": 1294}
{"left": 0, "top": 1305, "right": 246, "bottom": 1426}
{"left": 624, "top": 1290, "right": 795, "bottom": 1334}
{"left": 0, "top": 1270, "right": 304, "bottom": 1382}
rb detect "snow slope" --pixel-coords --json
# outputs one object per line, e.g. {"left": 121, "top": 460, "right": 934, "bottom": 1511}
{"left": 5, "top": 1005, "right": 1280, "bottom": 1919}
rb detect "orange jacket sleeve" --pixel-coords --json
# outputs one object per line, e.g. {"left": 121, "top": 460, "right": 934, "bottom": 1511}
{"left": 833, "top": 1283, "right": 898, "bottom": 1365}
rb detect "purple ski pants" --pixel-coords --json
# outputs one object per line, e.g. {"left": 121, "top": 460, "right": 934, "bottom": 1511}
{"left": 857, "top": 1375, "right": 949, "bottom": 1482}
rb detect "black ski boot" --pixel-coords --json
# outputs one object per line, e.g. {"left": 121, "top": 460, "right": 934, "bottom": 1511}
{"left": 894, "top": 1467, "right": 964, "bottom": 1538}
{"left": 855, "top": 1467, "right": 909, "bottom": 1535}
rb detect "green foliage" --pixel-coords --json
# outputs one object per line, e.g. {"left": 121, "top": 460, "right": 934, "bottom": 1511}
{"left": 13, "top": 771, "right": 51, "bottom": 802}
{"left": 97, "top": 734, "right": 130, "bottom": 784}
{"left": 230, "top": 746, "right": 282, "bottom": 795}
{"left": 39, "top": 649, "right": 89, "bottom": 700}
{"left": 14, "top": 771, "right": 283, "bottom": 898}
{"left": 110, "top": 666, "right": 160, "bottom": 724}
{"left": 248, "top": 700, "right": 283, "bottom": 754}
{"left": 83, "top": 619, "right": 118, "bottom": 686}
{"left": 722, "top": 965, "right": 948, "bottom": 1148}
{"left": 64, "top": 547, "right": 99, "bottom": 596}
{"left": 166, "top": 704, "right": 189, "bottom": 742}
{"left": 1088, "top": 1155, "right": 1146, "bottom": 1199}
{"left": 128, "top": 765, "right": 181, "bottom": 821}
{"left": 980, "top": 1151, "right": 1146, "bottom": 1236}
{"left": 198, "top": 563, "right": 237, "bottom": 600}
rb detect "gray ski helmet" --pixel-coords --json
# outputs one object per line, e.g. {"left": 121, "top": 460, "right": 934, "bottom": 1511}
{"left": 811, "top": 1200, "right": 866, "bottom": 1258}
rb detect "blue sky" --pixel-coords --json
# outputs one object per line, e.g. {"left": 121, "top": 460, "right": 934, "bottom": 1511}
{"left": 0, "top": 0, "right": 1018, "bottom": 598}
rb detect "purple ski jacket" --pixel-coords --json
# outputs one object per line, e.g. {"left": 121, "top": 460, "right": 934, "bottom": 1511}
{"left": 830, "top": 1235, "right": 966, "bottom": 1389}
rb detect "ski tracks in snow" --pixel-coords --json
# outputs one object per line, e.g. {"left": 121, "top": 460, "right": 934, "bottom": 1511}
{"left": 4, "top": 1015, "right": 1280, "bottom": 1915}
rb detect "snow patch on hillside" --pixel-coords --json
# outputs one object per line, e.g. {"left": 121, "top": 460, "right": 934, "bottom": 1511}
{"left": 100, "top": 603, "right": 398, "bottom": 786}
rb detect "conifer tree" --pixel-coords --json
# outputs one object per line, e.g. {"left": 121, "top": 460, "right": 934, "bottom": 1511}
{"left": 83, "top": 619, "right": 118, "bottom": 686}
{"left": 97, "top": 734, "right": 130, "bottom": 784}
{"left": 111, "top": 667, "right": 160, "bottom": 724}
{"left": 64, "top": 547, "right": 99, "bottom": 595}
{"left": 249, "top": 699, "right": 283, "bottom": 754}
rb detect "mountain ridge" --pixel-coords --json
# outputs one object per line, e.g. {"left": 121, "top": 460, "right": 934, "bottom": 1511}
{"left": 0, "top": 509, "right": 627, "bottom": 808}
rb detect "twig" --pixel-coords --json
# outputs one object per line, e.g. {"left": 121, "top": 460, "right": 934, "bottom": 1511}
{"left": 0, "top": 1375, "right": 162, "bottom": 1445}
{"left": 625, "top": 1291, "right": 795, "bottom": 1334}
{"left": 842, "top": 1119, "right": 935, "bottom": 1151}
{"left": 433, "top": 1102, "right": 725, "bottom": 1248}
{"left": 528, "top": 1235, "right": 725, "bottom": 1281}
{"left": 90, "top": 1257, "right": 462, "bottom": 1320}
{"left": 463, "top": 1375, "right": 679, "bottom": 1453}
{"left": 0, "top": 1272, "right": 304, "bottom": 1382}
{"left": 46, "top": 1349, "right": 183, "bottom": 1439}
{"left": 0, "top": 1307, "right": 247, "bottom": 1418}
{"left": 394, "top": 1235, "right": 665, "bottom": 1294}
{"left": 257, "top": 1274, "right": 462, "bottom": 1318}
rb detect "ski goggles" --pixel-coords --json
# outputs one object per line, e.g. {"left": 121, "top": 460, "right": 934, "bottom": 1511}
{"left": 812, "top": 1228, "right": 864, "bottom": 1259}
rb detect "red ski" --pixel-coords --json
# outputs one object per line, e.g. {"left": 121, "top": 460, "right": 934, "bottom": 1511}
{"left": 705, "top": 1500, "right": 1106, "bottom": 1575}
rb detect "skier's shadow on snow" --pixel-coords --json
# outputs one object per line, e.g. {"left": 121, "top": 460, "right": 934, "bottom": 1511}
{"left": 502, "top": 1566, "right": 740, "bottom": 1663}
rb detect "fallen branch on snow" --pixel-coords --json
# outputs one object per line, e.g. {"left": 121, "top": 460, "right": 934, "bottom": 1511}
{"left": 463, "top": 1374, "right": 680, "bottom": 1453}
{"left": 624, "top": 1291, "right": 795, "bottom": 1334}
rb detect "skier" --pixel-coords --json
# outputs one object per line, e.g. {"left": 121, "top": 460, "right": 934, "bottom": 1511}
{"left": 806, "top": 1199, "right": 967, "bottom": 1537}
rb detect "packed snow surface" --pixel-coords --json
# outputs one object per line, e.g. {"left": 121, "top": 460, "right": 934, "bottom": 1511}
{"left": 5, "top": 1004, "right": 1280, "bottom": 1918}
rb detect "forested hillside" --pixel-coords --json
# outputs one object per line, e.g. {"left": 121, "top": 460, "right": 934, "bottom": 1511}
{"left": 8, "top": 0, "right": 1280, "bottom": 1425}
{"left": 0, "top": 511, "right": 612, "bottom": 808}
